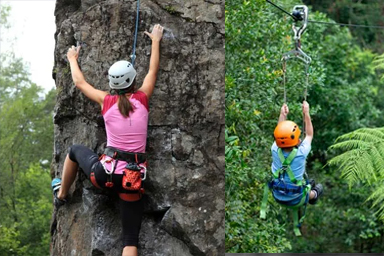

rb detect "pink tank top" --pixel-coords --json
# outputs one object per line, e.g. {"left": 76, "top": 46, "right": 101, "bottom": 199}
{"left": 101, "top": 91, "right": 149, "bottom": 174}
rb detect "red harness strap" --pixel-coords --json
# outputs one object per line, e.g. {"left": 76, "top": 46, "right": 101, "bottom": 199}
{"left": 90, "top": 172, "right": 102, "bottom": 189}
{"left": 118, "top": 189, "right": 144, "bottom": 202}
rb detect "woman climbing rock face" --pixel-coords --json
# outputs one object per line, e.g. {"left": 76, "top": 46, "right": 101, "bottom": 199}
{"left": 51, "top": 24, "right": 163, "bottom": 256}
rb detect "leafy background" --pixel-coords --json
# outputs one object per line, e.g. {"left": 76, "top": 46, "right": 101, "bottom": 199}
{"left": 2, "top": 0, "right": 384, "bottom": 254}
{"left": 226, "top": 0, "right": 384, "bottom": 253}
{"left": 0, "top": 6, "right": 55, "bottom": 255}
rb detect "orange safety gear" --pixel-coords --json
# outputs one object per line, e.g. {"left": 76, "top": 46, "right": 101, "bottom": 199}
{"left": 274, "top": 120, "right": 301, "bottom": 148}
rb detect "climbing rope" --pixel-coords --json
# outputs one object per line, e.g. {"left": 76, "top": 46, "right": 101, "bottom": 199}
{"left": 131, "top": 0, "right": 141, "bottom": 66}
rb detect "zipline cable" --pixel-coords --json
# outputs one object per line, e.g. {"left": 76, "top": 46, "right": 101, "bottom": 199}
{"left": 266, "top": 0, "right": 384, "bottom": 29}
{"left": 131, "top": 0, "right": 140, "bottom": 66}
{"left": 308, "top": 20, "right": 384, "bottom": 29}
{"left": 266, "top": 0, "right": 299, "bottom": 21}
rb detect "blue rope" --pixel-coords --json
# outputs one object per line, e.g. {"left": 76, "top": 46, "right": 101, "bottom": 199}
{"left": 131, "top": 0, "right": 140, "bottom": 66}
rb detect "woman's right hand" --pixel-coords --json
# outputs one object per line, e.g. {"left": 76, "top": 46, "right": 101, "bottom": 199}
{"left": 302, "top": 101, "right": 310, "bottom": 116}
{"left": 280, "top": 103, "right": 289, "bottom": 117}
{"left": 144, "top": 24, "right": 164, "bottom": 42}
{"left": 67, "top": 45, "right": 81, "bottom": 61}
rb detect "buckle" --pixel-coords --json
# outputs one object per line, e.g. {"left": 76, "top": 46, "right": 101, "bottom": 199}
{"left": 140, "top": 166, "right": 147, "bottom": 181}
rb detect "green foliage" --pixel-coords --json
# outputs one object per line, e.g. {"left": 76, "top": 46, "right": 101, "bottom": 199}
{"left": 303, "top": 0, "right": 384, "bottom": 53}
{"left": 0, "top": 4, "right": 10, "bottom": 30}
{"left": 225, "top": 130, "right": 291, "bottom": 253}
{"left": 290, "top": 171, "right": 384, "bottom": 253}
{"left": 373, "top": 52, "right": 384, "bottom": 81}
{"left": 0, "top": 8, "right": 55, "bottom": 255}
{"left": 329, "top": 128, "right": 384, "bottom": 221}
{"left": 226, "top": 0, "right": 384, "bottom": 252}
{"left": 0, "top": 225, "right": 28, "bottom": 256}
{"left": 15, "top": 164, "right": 52, "bottom": 256}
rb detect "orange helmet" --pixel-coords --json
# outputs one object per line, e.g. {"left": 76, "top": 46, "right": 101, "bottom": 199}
{"left": 274, "top": 120, "right": 301, "bottom": 148}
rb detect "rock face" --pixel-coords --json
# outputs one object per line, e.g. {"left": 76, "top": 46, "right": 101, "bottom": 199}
{"left": 50, "top": 0, "right": 224, "bottom": 255}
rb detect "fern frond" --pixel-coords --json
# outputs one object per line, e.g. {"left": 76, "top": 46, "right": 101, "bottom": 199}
{"left": 329, "top": 127, "right": 384, "bottom": 219}
{"left": 355, "top": 151, "right": 377, "bottom": 184}
{"left": 329, "top": 149, "right": 365, "bottom": 185}
{"left": 367, "top": 185, "right": 384, "bottom": 221}
{"left": 353, "top": 128, "right": 384, "bottom": 141}
{"left": 373, "top": 143, "right": 384, "bottom": 179}
{"left": 340, "top": 162, "right": 360, "bottom": 186}
{"left": 329, "top": 139, "right": 370, "bottom": 151}
{"left": 329, "top": 128, "right": 384, "bottom": 185}
{"left": 373, "top": 54, "right": 384, "bottom": 66}
{"left": 328, "top": 148, "right": 361, "bottom": 167}
{"left": 369, "top": 145, "right": 384, "bottom": 179}
{"left": 335, "top": 128, "right": 384, "bottom": 144}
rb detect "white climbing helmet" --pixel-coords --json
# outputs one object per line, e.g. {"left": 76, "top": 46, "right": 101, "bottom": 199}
{"left": 108, "top": 60, "right": 136, "bottom": 89}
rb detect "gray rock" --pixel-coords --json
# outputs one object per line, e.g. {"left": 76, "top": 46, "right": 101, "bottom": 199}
{"left": 50, "top": 0, "right": 224, "bottom": 255}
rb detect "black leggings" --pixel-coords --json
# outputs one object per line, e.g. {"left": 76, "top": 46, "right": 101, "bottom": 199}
{"left": 68, "top": 144, "right": 143, "bottom": 247}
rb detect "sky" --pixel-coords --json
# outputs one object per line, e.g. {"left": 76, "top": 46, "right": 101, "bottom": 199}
{"left": 0, "top": 0, "right": 56, "bottom": 93}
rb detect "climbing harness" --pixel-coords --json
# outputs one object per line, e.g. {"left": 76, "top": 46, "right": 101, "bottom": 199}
{"left": 281, "top": 5, "right": 311, "bottom": 137}
{"left": 91, "top": 146, "right": 147, "bottom": 202}
{"left": 131, "top": 0, "right": 141, "bottom": 66}
{"left": 260, "top": 148, "right": 312, "bottom": 236}
{"left": 260, "top": 5, "right": 313, "bottom": 237}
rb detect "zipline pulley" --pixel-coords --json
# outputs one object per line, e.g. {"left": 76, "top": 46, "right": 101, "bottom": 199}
{"left": 292, "top": 5, "right": 308, "bottom": 41}
{"left": 282, "top": 5, "right": 311, "bottom": 65}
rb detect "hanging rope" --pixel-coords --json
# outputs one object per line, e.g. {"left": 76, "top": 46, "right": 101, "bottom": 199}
{"left": 302, "top": 64, "right": 310, "bottom": 137}
{"left": 304, "top": 65, "right": 309, "bottom": 102}
{"left": 131, "top": 0, "right": 140, "bottom": 66}
{"left": 282, "top": 58, "right": 310, "bottom": 138}
{"left": 282, "top": 60, "right": 287, "bottom": 104}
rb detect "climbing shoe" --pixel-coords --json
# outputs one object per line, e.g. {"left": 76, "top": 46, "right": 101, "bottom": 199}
{"left": 51, "top": 178, "right": 66, "bottom": 208}
{"left": 309, "top": 184, "right": 323, "bottom": 205}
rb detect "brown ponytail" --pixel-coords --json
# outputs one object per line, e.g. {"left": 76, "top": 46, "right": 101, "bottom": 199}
{"left": 117, "top": 79, "right": 136, "bottom": 118}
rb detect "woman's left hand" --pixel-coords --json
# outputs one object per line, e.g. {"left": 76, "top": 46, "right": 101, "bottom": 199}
{"left": 67, "top": 45, "right": 81, "bottom": 61}
{"left": 144, "top": 24, "right": 164, "bottom": 42}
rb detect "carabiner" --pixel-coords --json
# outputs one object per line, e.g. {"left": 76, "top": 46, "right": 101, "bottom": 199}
{"left": 140, "top": 165, "right": 147, "bottom": 181}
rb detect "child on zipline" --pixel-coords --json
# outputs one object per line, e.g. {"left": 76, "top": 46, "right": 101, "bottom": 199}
{"left": 271, "top": 101, "right": 323, "bottom": 205}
